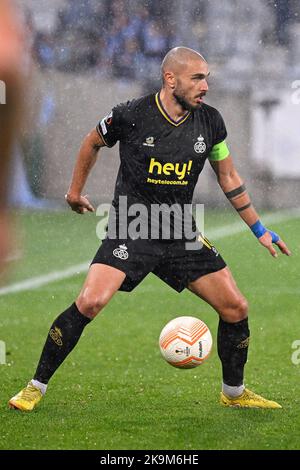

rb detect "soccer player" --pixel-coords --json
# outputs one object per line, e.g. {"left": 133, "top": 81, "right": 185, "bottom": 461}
{"left": 9, "top": 47, "right": 291, "bottom": 411}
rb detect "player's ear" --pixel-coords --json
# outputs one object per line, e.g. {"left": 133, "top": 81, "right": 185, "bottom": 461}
{"left": 164, "top": 71, "right": 176, "bottom": 89}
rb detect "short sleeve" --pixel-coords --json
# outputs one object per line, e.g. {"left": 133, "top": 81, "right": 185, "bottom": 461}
{"left": 96, "top": 104, "right": 125, "bottom": 148}
{"left": 208, "top": 109, "right": 230, "bottom": 161}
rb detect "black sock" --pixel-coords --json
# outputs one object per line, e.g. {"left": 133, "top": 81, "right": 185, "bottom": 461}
{"left": 217, "top": 317, "right": 250, "bottom": 387}
{"left": 34, "top": 303, "right": 91, "bottom": 384}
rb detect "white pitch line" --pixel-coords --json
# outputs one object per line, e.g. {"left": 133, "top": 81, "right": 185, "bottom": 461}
{"left": 0, "top": 262, "right": 89, "bottom": 296}
{"left": 0, "top": 208, "right": 299, "bottom": 297}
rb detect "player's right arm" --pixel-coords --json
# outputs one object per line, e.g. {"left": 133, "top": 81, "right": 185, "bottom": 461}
{"left": 65, "top": 129, "right": 105, "bottom": 214}
{"left": 66, "top": 103, "right": 125, "bottom": 214}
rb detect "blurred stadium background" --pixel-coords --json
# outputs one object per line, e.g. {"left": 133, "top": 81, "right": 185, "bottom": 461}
{"left": 11, "top": 0, "right": 300, "bottom": 209}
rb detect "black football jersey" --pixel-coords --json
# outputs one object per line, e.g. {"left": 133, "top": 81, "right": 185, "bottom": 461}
{"left": 96, "top": 93, "right": 229, "bottom": 238}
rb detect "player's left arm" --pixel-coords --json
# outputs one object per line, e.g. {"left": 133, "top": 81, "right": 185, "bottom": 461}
{"left": 210, "top": 155, "right": 291, "bottom": 258}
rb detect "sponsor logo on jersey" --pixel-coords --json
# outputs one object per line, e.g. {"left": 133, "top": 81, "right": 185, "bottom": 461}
{"left": 113, "top": 244, "right": 129, "bottom": 260}
{"left": 148, "top": 157, "right": 193, "bottom": 180}
{"left": 194, "top": 134, "right": 206, "bottom": 154}
{"left": 143, "top": 136, "right": 155, "bottom": 147}
{"left": 49, "top": 326, "right": 63, "bottom": 347}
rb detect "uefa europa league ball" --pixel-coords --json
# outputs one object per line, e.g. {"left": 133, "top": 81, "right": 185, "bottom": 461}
{"left": 159, "top": 316, "right": 212, "bottom": 369}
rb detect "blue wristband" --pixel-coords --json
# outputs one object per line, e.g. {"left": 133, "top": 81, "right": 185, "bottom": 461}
{"left": 250, "top": 220, "right": 267, "bottom": 238}
{"left": 250, "top": 220, "right": 280, "bottom": 243}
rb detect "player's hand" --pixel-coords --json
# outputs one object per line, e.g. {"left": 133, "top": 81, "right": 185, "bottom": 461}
{"left": 65, "top": 193, "right": 95, "bottom": 214}
{"left": 258, "top": 230, "right": 291, "bottom": 258}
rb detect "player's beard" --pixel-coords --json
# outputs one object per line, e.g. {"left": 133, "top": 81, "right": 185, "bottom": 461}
{"left": 173, "top": 91, "right": 201, "bottom": 112}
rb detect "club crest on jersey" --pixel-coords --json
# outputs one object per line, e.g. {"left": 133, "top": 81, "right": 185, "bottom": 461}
{"left": 194, "top": 135, "right": 206, "bottom": 154}
{"left": 113, "top": 244, "right": 129, "bottom": 260}
{"left": 143, "top": 136, "right": 155, "bottom": 147}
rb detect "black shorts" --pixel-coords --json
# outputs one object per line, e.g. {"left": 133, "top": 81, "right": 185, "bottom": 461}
{"left": 91, "top": 234, "right": 226, "bottom": 293}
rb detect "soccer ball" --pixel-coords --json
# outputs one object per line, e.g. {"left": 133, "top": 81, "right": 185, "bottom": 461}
{"left": 159, "top": 316, "right": 212, "bottom": 369}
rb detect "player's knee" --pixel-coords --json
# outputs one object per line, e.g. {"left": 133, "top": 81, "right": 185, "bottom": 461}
{"left": 76, "top": 290, "right": 112, "bottom": 318}
{"left": 222, "top": 296, "right": 248, "bottom": 323}
{"left": 236, "top": 297, "right": 248, "bottom": 320}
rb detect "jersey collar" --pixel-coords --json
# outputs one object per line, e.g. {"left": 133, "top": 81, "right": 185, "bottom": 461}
{"left": 155, "top": 92, "right": 191, "bottom": 127}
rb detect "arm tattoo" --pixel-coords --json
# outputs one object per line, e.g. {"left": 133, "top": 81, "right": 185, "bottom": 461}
{"left": 225, "top": 184, "right": 246, "bottom": 199}
{"left": 236, "top": 202, "right": 252, "bottom": 212}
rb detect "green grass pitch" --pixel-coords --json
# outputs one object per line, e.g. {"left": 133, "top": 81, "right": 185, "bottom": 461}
{"left": 0, "top": 209, "right": 299, "bottom": 450}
